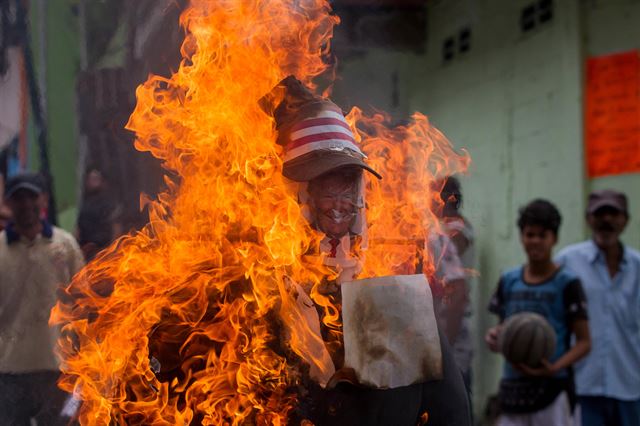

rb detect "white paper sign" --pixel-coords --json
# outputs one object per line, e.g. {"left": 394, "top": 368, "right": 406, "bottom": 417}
{"left": 341, "top": 274, "right": 442, "bottom": 389}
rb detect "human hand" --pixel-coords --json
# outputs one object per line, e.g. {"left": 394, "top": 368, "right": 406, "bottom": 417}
{"left": 484, "top": 325, "right": 502, "bottom": 353}
{"left": 516, "top": 359, "right": 556, "bottom": 377}
{"left": 326, "top": 367, "right": 358, "bottom": 389}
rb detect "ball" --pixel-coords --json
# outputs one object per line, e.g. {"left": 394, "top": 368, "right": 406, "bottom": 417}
{"left": 499, "top": 312, "right": 556, "bottom": 367}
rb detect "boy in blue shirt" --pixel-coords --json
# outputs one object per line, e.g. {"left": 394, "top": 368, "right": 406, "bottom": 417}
{"left": 485, "top": 199, "right": 591, "bottom": 425}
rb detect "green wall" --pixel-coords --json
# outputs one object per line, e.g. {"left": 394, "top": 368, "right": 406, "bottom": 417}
{"left": 29, "top": 0, "right": 79, "bottom": 230}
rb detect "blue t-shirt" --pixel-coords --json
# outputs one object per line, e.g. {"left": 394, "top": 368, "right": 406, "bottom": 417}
{"left": 488, "top": 265, "right": 588, "bottom": 379}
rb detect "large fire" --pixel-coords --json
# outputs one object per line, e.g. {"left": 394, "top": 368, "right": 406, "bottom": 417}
{"left": 51, "top": 0, "right": 469, "bottom": 424}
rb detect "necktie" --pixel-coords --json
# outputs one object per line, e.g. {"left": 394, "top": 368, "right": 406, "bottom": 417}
{"left": 328, "top": 238, "right": 340, "bottom": 258}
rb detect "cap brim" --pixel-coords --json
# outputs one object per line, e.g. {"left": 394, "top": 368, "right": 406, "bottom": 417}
{"left": 4, "top": 183, "right": 42, "bottom": 199}
{"left": 283, "top": 151, "right": 382, "bottom": 182}
{"left": 587, "top": 199, "right": 625, "bottom": 214}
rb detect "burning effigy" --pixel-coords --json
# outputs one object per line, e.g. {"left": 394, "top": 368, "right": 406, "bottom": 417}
{"left": 51, "top": 0, "right": 470, "bottom": 424}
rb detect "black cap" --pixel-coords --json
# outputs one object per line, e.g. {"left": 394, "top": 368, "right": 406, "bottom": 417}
{"left": 4, "top": 172, "right": 44, "bottom": 199}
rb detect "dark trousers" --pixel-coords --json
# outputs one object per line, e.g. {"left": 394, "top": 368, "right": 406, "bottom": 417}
{"left": 579, "top": 396, "right": 640, "bottom": 426}
{"left": 0, "top": 371, "right": 68, "bottom": 426}
{"left": 461, "top": 368, "right": 474, "bottom": 422}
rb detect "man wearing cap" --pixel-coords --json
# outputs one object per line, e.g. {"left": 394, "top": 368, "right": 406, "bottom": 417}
{"left": 0, "top": 172, "right": 84, "bottom": 424}
{"left": 264, "top": 76, "right": 471, "bottom": 426}
{"left": 556, "top": 189, "right": 640, "bottom": 426}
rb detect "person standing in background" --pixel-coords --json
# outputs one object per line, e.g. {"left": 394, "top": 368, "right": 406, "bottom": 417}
{"left": 76, "top": 168, "right": 122, "bottom": 261}
{"left": 0, "top": 172, "right": 84, "bottom": 425}
{"left": 556, "top": 190, "right": 640, "bottom": 426}
{"left": 486, "top": 199, "right": 590, "bottom": 426}
{"left": 434, "top": 176, "right": 475, "bottom": 392}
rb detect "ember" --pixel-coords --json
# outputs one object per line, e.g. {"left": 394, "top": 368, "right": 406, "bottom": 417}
{"left": 50, "top": 0, "right": 469, "bottom": 424}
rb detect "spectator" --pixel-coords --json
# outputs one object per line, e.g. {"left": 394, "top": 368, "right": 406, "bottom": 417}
{"left": 485, "top": 199, "right": 591, "bottom": 425}
{"left": 76, "top": 168, "right": 122, "bottom": 261}
{"left": 556, "top": 189, "right": 640, "bottom": 426}
{"left": 0, "top": 172, "right": 84, "bottom": 424}
{"left": 434, "top": 176, "right": 475, "bottom": 392}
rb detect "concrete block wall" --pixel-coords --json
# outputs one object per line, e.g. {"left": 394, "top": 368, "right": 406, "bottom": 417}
{"left": 332, "top": 0, "right": 640, "bottom": 417}
{"left": 332, "top": 49, "right": 415, "bottom": 119}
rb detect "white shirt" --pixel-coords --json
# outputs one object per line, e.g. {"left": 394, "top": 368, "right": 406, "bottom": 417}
{"left": 0, "top": 224, "right": 84, "bottom": 372}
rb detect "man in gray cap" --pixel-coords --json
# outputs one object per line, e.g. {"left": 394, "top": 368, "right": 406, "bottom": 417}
{"left": 0, "top": 172, "right": 84, "bottom": 425}
{"left": 556, "top": 189, "right": 640, "bottom": 426}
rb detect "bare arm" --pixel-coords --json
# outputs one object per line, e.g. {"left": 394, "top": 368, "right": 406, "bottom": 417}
{"left": 485, "top": 278, "right": 505, "bottom": 353}
{"left": 550, "top": 318, "right": 590, "bottom": 372}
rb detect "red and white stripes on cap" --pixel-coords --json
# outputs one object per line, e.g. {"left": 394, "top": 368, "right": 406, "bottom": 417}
{"left": 284, "top": 105, "right": 365, "bottom": 163}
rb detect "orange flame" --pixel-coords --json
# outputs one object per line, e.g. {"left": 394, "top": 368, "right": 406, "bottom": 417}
{"left": 51, "top": 0, "right": 469, "bottom": 424}
{"left": 350, "top": 109, "right": 470, "bottom": 278}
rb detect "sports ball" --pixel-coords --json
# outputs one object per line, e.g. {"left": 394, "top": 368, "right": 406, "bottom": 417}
{"left": 499, "top": 312, "right": 556, "bottom": 367}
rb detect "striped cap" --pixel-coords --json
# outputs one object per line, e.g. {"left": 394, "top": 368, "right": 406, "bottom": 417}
{"left": 261, "top": 76, "right": 381, "bottom": 182}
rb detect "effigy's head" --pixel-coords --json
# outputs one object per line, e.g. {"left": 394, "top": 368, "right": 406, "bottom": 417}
{"left": 307, "top": 166, "right": 362, "bottom": 238}
{"left": 261, "top": 75, "right": 380, "bottom": 239}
